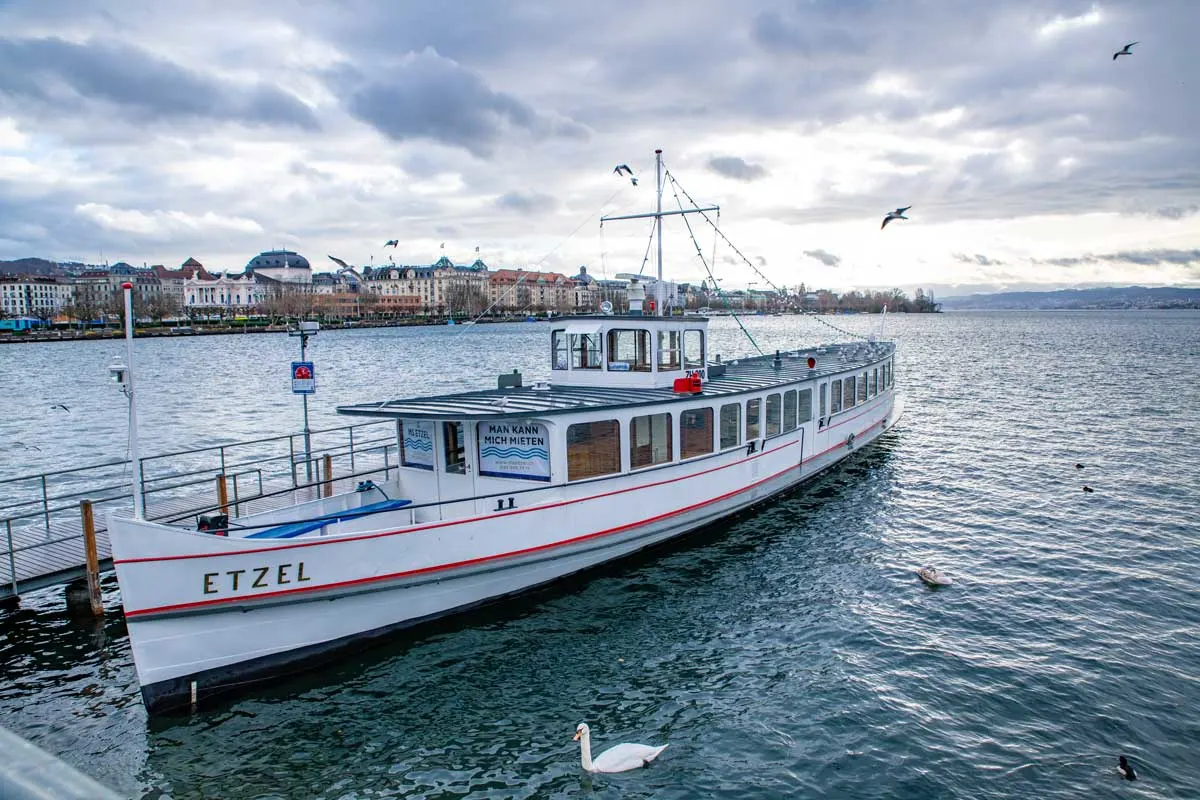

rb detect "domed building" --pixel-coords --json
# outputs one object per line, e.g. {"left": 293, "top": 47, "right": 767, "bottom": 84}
{"left": 245, "top": 249, "right": 312, "bottom": 285}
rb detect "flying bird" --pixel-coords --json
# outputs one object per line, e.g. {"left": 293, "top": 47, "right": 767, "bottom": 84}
{"left": 327, "top": 255, "right": 352, "bottom": 270}
{"left": 881, "top": 206, "right": 911, "bottom": 229}
{"left": 49, "top": 403, "right": 70, "bottom": 412}
{"left": 1113, "top": 42, "right": 1138, "bottom": 60}
{"left": 383, "top": 240, "right": 399, "bottom": 248}
{"left": 613, "top": 163, "right": 638, "bottom": 186}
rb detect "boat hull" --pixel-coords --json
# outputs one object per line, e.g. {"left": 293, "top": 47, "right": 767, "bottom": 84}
{"left": 112, "top": 396, "right": 901, "bottom": 714}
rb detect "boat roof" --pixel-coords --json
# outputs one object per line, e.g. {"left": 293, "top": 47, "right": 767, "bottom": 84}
{"left": 337, "top": 340, "right": 894, "bottom": 421}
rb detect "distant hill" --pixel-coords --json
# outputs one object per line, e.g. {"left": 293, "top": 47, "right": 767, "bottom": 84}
{"left": 939, "top": 286, "right": 1200, "bottom": 310}
{"left": 0, "top": 258, "right": 104, "bottom": 277}
{"left": 0, "top": 258, "right": 61, "bottom": 276}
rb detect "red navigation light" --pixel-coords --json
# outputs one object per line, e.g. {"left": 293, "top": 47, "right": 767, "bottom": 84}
{"left": 121, "top": 282, "right": 133, "bottom": 290}
{"left": 806, "top": 357, "right": 816, "bottom": 369}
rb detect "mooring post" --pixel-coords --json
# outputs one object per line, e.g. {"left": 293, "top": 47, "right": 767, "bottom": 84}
{"left": 323, "top": 454, "right": 334, "bottom": 498}
{"left": 216, "top": 474, "right": 229, "bottom": 515}
{"left": 79, "top": 500, "right": 104, "bottom": 617}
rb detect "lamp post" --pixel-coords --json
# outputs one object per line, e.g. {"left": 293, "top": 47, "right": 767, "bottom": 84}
{"left": 289, "top": 320, "right": 319, "bottom": 482}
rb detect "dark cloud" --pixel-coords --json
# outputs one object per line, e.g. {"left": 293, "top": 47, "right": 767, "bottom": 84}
{"left": 708, "top": 156, "right": 767, "bottom": 182}
{"left": 338, "top": 48, "right": 588, "bottom": 158}
{"left": 803, "top": 249, "right": 841, "bottom": 267}
{"left": 1035, "top": 249, "right": 1200, "bottom": 268}
{"left": 954, "top": 253, "right": 1005, "bottom": 266}
{"left": 0, "top": 36, "right": 317, "bottom": 129}
{"left": 1148, "top": 205, "right": 1199, "bottom": 220}
{"left": 497, "top": 191, "right": 558, "bottom": 215}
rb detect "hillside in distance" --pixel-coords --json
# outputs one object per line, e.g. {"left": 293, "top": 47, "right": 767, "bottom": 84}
{"left": 938, "top": 286, "right": 1200, "bottom": 310}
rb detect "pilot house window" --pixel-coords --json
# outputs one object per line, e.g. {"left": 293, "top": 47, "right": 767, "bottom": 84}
{"left": 552, "top": 330, "right": 568, "bottom": 370}
{"left": 571, "top": 333, "right": 601, "bottom": 370}
{"left": 684, "top": 330, "right": 705, "bottom": 370}
{"left": 658, "top": 330, "right": 681, "bottom": 371}
{"left": 566, "top": 420, "right": 621, "bottom": 481}
{"left": 630, "top": 412, "right": 672, "bottom": 469}
{"left": 607, "top": 329, "right": 651, "bottom": 372}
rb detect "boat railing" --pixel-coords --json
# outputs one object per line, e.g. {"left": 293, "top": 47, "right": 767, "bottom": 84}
{"left": 0, "top": 419, "right": 400, "bottom": 597}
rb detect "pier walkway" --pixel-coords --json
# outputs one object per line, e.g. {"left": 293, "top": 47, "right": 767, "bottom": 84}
{"left": 0, "top": 420, "right": 399, "bottom": 601}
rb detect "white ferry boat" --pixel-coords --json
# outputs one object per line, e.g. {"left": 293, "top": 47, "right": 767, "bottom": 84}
{"left": 108, "top": 153, "right": 903, "bottom": 714}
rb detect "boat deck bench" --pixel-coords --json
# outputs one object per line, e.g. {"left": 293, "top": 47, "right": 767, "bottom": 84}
{"left": 244, "top": 498, "right": 413, "bottom": 539}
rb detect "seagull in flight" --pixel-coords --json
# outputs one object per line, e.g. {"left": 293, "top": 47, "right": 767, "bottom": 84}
{"left": 1113, "top": 42, "right": 1138, "bottom": 60}
{"left": 328, "top": 255, "right": 352, "bottom": 270}
{"left": 383, "top": 239, "right": 399, "bottom": 248}
{"left": 49, "top": 403, "right": 70, "bottom": 412}
{"left": 881, "top": 206, "right": 911, "bottom": 229}
{"left": 613, "top": 164, "right": 638, "bottom": 186}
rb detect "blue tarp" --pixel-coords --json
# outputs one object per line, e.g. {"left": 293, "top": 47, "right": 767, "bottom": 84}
{"left": 245, "top": 498, "right": 412, "bottom": 539}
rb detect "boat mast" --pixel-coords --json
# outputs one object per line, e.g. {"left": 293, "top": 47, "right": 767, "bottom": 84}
{"left": 655, "top": 148, "right": 664, "bottom": 317}
{"left": 598, "top": 150, "right": 719, "bottom": 317}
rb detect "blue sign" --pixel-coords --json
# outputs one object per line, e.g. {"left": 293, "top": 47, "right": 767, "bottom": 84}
{"left": 291, "top": 361, "right": 316, "bottom": 394}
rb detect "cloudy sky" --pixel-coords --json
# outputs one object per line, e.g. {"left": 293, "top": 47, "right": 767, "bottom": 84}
{"left": 0, "top": 0, "right": 1196, "bottom": 296}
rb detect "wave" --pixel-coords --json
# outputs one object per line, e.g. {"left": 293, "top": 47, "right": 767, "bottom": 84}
{"left": 480, "top": 447, "right": 549, "bottom": 460}
{"left": 403, "top": 439, "right": 434, "bottom": 451}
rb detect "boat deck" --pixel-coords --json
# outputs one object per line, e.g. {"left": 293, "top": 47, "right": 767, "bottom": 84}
{"left": 339, "top": 340, "right": 894, "bottom": 420}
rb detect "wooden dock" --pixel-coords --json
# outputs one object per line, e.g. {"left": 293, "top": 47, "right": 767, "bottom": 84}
{"left": 1, "top": 421, "right": 398, "bottom": 602}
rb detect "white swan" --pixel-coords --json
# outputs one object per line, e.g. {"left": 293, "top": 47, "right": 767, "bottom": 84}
{"left": 574, "top": 722, "right": 668, "bottom": 773}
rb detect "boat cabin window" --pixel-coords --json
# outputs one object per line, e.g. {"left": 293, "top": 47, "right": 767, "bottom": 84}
{"left": 566, "top": 420, "right": 621, "bottom": 481}
{"left": 830, "top": 380, "right": 842, "bottom": 414}
{"left": 680, "top": 408, "right": 714, "bottom": 459}
{"left": 658, "top": 330, "right": 681, "bottom": 371}
{"left": 889, "top": 358, "right": 895, "bottom": 386}
{"left": 552, "top": 330, "right": 568, "bottom": 370}
{"left": 819, "top": 384, "right": 827, "bottom": 421}
{"left": 630, "top": 412, "right": 672, "bottom": 469}
{"left": 798, "top": 388, "right": 813, "bottom": 424}
{"left": 400, "top": 419, "right": 435, "bottom": 471}
{"left": 858, "top": 372, "right": 868, "bottom": 403}
{"left": 783, "top": 390, "right": 798, "bottom": 432}
{"left": 746, "top": 398, "right": 761, "bottom": 440}
{"left": 766, "top": 393, "right": 782, "bottom": 436}
{"left": 443, "top": 421, "right": 466, "bottom": 474}
{"left": 571, "top": 332, "right": 602, "bottom": 370}
{"left": 684, "top": 330, "right": 705, "bottom": 370}
{"left": 870, "top": 368, "right": 878, "bottom": 396}
{"left": 720, "top": 403, "right": 741, "bottom": 449}
{"left": 607, "top": 329, "right": 651, "bottom": 372}
{"left": 843, "top": 377, "right": 856, "bottom": 409}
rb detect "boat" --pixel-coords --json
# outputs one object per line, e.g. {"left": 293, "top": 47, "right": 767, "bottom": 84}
{"left": 107, "top": 150, "right": 904, "bottom": 714}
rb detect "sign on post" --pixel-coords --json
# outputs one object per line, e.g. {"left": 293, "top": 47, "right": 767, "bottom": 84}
{"left": 291, "top": 361, "right": 316, "bottom": 394}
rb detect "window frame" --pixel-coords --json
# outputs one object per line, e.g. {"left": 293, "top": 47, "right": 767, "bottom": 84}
{"left": 680, "top": 407, "right": 715, "bottom": 459}
{"left": 566, "top": 419, "right": 621, "bottom": 481}
{"left": 629, "top": 412, "right": 673, "bottom": 469}
{"left": 720, "top": 403, "right": 741, "bottom": 449}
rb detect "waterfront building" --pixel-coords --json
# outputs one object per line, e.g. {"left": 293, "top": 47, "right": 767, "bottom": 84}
{"left": 245, "top": 250, "right": 312, "bottom": 286}
{"left": 0, "top": 275, "right": 74, "bottom": 318}
{"left": 362, "top": 255, "right": 488, "bottom": 317}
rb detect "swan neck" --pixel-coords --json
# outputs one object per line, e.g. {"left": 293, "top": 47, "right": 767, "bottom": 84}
{"left": 579, "top": 731, "right": 594, "bottom": 772}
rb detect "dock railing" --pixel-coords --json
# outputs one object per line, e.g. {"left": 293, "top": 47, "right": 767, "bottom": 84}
{"left": 0, "top": 419, "right": 400, "bottom": 599}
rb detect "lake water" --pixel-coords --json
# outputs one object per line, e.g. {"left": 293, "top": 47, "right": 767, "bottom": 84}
{"left": 1, "top": 311, "right": 1198, "bottom": 799}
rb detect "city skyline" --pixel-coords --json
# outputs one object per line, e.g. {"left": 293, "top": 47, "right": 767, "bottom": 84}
{"left": 0, "top": 1, "right": 1197, "bottom": 298}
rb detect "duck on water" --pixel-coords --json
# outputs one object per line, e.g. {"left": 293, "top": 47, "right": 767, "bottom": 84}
{"left": 106, "top": 150, "right": 905, "bottom": 714}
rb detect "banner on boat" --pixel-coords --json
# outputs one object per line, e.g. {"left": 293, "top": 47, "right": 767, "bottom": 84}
{"left": 477, "top": 422, "right": 550, "bottom": 481}
{"left": 401, "top": 420, "right": 435, "bottom": 470}
{"left": 291, "top": 361, "right": 315, "bottom": 394}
